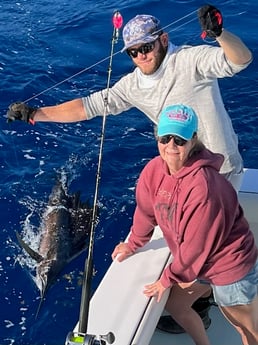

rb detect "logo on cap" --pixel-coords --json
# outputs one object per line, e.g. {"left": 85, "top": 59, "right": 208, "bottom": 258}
{"left": 166, "top": 108, "right": 189, "bottom": 122}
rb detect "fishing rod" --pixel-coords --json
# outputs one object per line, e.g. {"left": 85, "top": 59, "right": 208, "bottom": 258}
{"left": 65, "top": 10, "right": 123, "bottom": 345}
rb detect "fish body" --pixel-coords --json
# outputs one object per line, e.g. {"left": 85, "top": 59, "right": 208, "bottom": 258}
{"left": 16, "top": 179, "right": 93, "bottom": 303}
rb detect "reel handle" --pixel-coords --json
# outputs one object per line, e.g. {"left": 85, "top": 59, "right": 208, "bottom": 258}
{"left": 65, "top": 331, "right": 115, "bottom": 345}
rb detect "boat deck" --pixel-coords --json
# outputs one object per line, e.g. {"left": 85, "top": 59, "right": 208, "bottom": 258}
{"left": 150, "top": 305, "right": 241, "bottom": 345}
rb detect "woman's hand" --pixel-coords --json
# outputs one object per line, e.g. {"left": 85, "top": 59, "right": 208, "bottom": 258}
{"left": 143, "top": 279, "right": 168, "bottom": 302}
{"left": 111, "top": 242, "right": 134, "bottom": 262}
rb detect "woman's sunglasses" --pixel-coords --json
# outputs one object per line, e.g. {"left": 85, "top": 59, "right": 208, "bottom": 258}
{"left": 126, "top": 41, "right": 156, "bottom": 58}
{"left": 157, "top": 135, "right": 188, "bottom": 146}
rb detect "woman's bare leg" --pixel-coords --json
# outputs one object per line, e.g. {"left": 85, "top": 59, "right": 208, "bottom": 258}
{"left": 165, "top": 281, "right": 211, "bottom": 345}
{"left": 220, "top": 295, "right": 258, "bottom": 345}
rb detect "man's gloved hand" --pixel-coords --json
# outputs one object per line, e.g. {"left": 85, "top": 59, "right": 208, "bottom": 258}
{"left": 7, "top": 102, "right": 37, "bottom": 124}
{"left": 198, "top": 4, "right": 223, "bottom": 39}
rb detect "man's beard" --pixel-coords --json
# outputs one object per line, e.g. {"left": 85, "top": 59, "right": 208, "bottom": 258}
{"left": 152, "top": 43, "right": 167, "bottom": 73}
{"left": 143, "top": 42, "right": 167, "bottom": 75}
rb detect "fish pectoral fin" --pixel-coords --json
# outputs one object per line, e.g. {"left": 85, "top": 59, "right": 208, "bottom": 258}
{"left": 16, "top": 231, "right": 43, "bottom": 263}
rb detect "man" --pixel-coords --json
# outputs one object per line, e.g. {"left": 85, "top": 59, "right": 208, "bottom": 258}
{"left": 6, "top": 4, "right": 252, "bottom": 333}
{"left": 7, "top": 5, "right": 252, "bottom": 191}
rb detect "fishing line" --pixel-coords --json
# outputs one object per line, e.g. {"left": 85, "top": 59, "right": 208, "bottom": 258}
{"left": 161, "top": 9, "right": 197, "bottom": 33}
{"left": 167, "top": 16, "right": 197, "bottom": 34}
{"left": 9, "top": 9, "right": 198, "bottom": 189}
{"left": 9, "top": 8, "right": 197, "bottom": 184}
{"left": 23, "top": 54, "right": 120, "bottom": 103}
{"left": 23, "top": 9, "right": 197, "bottom": 104}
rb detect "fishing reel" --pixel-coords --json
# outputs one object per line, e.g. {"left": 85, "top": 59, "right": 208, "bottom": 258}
{"left": 65, "top": 331, "right": 115, "bottom": 345}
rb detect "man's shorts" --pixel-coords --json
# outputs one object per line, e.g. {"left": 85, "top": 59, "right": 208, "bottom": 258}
{"left": 211, "top": 260, "right": 258, "bottom": 307}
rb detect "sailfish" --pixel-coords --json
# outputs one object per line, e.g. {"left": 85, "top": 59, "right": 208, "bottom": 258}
{"left": 16, "top": 178, "right": 94, "bottom": 316}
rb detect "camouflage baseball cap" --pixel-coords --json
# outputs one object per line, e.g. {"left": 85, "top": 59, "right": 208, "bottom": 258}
{"left": 122, "top": 14, "right": 163, "bottom": 52}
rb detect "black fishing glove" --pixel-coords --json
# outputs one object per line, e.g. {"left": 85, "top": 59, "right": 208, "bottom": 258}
{"left": 198, "top": 4, "right": 223, "bottom": 39}
{"left": 7, "top": 102, "right": 37, "bottom": 124}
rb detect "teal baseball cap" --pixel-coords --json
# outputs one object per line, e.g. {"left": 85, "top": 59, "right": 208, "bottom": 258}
{"left": 157, "top": 104, "right": 198, "bottom": 140}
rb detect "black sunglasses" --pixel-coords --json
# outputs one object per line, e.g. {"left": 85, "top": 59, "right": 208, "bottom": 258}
{"left": 126, "top": 41, "right": 156, "bottom": 58}
{"left": 157, "top": 135, "right": 188, "bottom": 146}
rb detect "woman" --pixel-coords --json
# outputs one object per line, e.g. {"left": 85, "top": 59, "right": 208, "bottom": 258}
{"left": 112, "top": 104, "right": 258, "bottom": 345}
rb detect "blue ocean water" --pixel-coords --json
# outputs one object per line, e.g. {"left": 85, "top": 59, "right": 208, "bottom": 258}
{"left": 1, "top": 0, "right": 257, "bottom": 344}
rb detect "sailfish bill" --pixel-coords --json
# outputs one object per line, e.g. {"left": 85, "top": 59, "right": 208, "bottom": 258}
{"left": 16, "top": 178, "right": 93, "bottom": 317}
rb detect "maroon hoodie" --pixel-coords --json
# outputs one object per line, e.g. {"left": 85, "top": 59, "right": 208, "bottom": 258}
{"left": 128, "top": 148, "right": 258, "bottom": 288}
